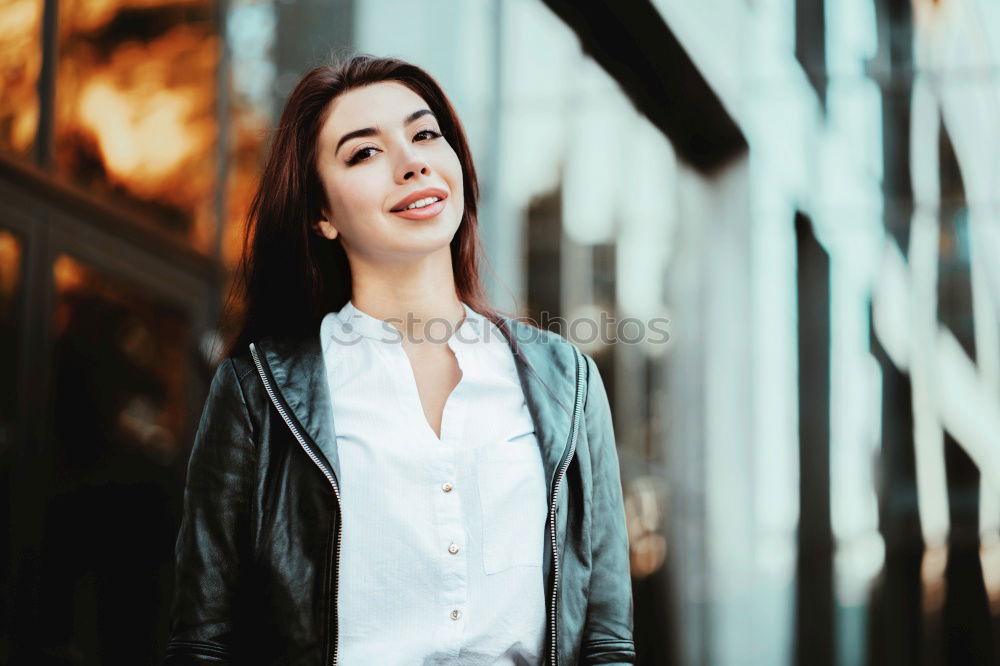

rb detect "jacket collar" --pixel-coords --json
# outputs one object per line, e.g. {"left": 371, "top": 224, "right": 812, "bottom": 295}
{"left": 252, "top": 313, "right": 579, "bottom": 499}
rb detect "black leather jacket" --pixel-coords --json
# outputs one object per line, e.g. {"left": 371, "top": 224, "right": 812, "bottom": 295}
{"left": 163, "top": 315, "right": 635, "bottom": 665}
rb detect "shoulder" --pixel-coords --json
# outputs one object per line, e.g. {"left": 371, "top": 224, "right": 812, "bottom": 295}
{"left": 216, "top": 345, "right": 270, "bottom": 421}
{"left": 225, "top": 347, "right": 258, "bottom": 385}
{"left": 498, "top": 315, "right": 591, "bottom": 384}
{"left": 500, "top": 314, "right": 578, "bottom": 350}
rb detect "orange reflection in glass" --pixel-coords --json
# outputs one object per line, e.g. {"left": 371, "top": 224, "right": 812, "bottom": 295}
{"left": 0, "top": 229, "right": 23, "bottom": 304}
{"left": 0, "top": 228, "right": 21, "bottom": 434}
{"left": 0, "top": 0, "right": 42, "bottom": 156}
{"left": 53, "top": 253, "right": 86, "bottom": 296}
{"left": 56, "top": 0, "right": 218, "bottom": 254}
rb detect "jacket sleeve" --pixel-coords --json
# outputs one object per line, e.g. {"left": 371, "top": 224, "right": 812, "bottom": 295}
{"left": 163, "top": 358, "right": 255, "bottom": 665}
{"left": 580, "top": 352, "right": 636, "bottom": 665}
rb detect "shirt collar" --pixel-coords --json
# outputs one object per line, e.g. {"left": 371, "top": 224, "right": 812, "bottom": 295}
{"left": 331, "top": 300, "right": 486, "bottom": 345}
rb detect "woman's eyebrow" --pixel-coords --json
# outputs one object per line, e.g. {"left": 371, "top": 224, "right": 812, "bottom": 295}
{"left": 335, "top": 109, "right": 436, "bottom": 154}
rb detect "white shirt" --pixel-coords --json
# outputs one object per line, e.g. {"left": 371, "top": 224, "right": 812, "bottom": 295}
{"left": 319, "top": 300, "right": 548, "bottom": 666}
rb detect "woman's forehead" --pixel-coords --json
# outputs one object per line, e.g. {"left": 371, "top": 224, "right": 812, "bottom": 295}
{"left": 323, "top": 82, "right": 428, "bottom": 134}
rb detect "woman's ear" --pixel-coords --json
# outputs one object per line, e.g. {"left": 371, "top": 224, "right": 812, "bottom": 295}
{"left": 313, "top": 214, "right": 339, "bottom": 240}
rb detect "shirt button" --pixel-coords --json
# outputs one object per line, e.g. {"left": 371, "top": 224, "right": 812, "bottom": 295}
{"left": 450, "top": 609, "right": 462, "bottom": 620}
{"left": 448, "top": 543, "right": 460, "bottom": 554}
{"left": 441, "top": 482, "right": 454, "bottom": 492}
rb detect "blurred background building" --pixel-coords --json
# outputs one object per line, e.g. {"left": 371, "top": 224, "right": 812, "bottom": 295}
{"left": 1, "top": 0, "right": 999, "bottom": 664}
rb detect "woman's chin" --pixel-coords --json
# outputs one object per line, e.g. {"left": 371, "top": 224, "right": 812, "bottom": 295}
{"left": 380, "top": 226, "right": 460, "bottom": 259}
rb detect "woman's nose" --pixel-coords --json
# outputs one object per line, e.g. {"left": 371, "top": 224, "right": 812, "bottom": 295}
{"left": 396, "top": 149, "right": 431, "bottom": 182}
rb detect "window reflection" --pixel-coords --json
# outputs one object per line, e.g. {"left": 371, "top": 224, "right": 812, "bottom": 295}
{"left": 39, "top": 253, "right": 191, "bottom": 661}
{"left": 51, "top": 253, "right": 190, "bottom": 466}
{"left": 54, "top": 0, "right": 219, "bottom": 253}
{"left": 0, "top": 0, "right": 42, "bottom": 157}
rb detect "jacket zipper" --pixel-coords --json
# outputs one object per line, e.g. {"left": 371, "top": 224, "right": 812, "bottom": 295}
{"left": 249, "top": 343, "right": 344, "bottom": 666}
{"left": 250, "top": 341, "right": 584, "bottom": 666}
{"left": 549, "top": 348, "right": 587, "bottom": 666}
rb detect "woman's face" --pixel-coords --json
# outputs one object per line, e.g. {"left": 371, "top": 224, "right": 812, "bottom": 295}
{"left": 312, "top": 81, "right": 465, "bottom": 262}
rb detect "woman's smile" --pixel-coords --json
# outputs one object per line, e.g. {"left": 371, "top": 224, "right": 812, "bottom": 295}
{"left": 388, "top": 186, "right": 450, "bottom": 221}
{"left": 390, "top": 196, "right": 447, "bottom": 220}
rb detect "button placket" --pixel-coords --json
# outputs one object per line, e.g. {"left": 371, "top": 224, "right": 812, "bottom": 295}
{"left": 432, "top": 449, "right": 466, "bottom": 649}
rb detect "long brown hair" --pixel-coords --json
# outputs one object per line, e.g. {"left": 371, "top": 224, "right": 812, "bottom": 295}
{"left": 221, "top": 52, "right": 508, "bottom": 359}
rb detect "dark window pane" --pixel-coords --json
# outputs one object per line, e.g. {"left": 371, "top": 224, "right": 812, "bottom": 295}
{"left": 51, "top": 253, "right": 191, "bottom": 464}
{"left": 0, "top": 229, "right": 22, "bottom": 446}
{"left": 38, "top": 253, "right": 192, "bottom": 663}
{"left": 0, "top": 228, "right": 23, "bottom": 663}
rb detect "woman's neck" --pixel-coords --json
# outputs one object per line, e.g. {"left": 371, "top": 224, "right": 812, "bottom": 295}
{"left": 348, "top": 247, "right": 465, "bottom": 343}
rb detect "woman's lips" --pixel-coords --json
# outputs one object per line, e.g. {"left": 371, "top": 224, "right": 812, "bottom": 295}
{"left": 390, "top": 198, "right": 446, "bottom": 220}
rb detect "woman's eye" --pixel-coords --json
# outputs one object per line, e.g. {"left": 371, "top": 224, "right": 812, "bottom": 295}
{"left": 347, "top": 146, "right": 378, "bottom": 165}
{"left": 346, "top": 130, "right": 440, "bottom": 166}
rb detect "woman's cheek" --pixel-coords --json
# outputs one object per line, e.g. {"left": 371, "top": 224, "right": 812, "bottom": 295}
{"left": 339, "top": 177, "right": 380, "bottom": 218}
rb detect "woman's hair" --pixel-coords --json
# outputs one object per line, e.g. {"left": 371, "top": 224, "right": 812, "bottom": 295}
{"left": 220, "top": 52, "right": 505, "bottom": 359}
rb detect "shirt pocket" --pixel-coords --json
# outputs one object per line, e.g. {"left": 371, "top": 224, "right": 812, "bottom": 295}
{"left": 476, "top": 435, "right": 547, "bottom": 575}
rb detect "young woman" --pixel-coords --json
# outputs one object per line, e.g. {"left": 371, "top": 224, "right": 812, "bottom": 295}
{"left": 164, "top": 53, "right": 634, "bottom": 666}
